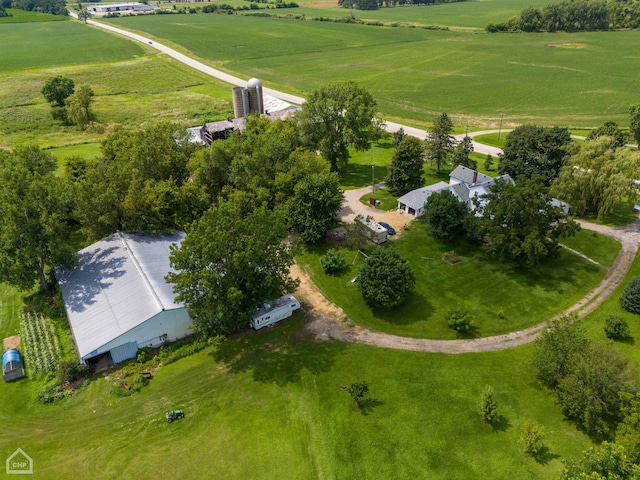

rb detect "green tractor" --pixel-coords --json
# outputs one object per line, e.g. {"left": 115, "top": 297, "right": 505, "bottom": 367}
{"left": 165, "top": 410, "right": 185, "bottom": 423}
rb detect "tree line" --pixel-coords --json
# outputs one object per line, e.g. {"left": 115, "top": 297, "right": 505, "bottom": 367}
{"left": 10, "top": 0, "right": 67, "bottom": 15}
{"left": 487, "top": 0, "right": 640, "bottom": 32}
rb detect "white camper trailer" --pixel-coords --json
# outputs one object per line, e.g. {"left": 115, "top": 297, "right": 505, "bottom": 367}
{"left": 251, "top": 295, "right": 301, "bottom": 330}
{"left": 356, "top": 216, "right": 388, "bottom": 244}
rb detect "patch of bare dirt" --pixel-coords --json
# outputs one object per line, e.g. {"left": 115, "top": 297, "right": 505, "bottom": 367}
{"left": 3, "top": 335, "right": 20, "bottom": 350}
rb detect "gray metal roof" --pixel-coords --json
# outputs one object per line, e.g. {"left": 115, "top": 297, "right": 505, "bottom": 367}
{"left": 450, "top": 182, "right": 470, "bottom": 203}
{"left": 56, "top": 231, "right": 185, "bottom": 359}
{"left": 397, "top": 181, "right": 450, "bottom": 210}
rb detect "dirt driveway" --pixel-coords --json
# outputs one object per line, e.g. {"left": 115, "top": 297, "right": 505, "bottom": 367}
{"left": 338, "top": 183, "right": 411, "bottom": 237}
{"left": 300, "top": 187, "right": 640, "bottom": 353}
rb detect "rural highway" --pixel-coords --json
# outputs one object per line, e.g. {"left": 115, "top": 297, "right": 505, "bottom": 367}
{"left": 70, "top": 12, "right": 503, "bottom": 156}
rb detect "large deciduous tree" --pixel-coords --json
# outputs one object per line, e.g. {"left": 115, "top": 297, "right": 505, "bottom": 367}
{"left": 74, "top": 122, "right": 203, "bottom": 239}
{"left": 499, "top": 125, "right": 572, "bottom": 185}
{"left": 66, "top": 84, "right": 95, "bottom": 128}
{"left": 425, "top": 189, "right": 468, "bottom": 239}
{"left": 41, "top": 75, "right": 75, "bottom": 107}
{"left": 557, "top": 345, "right": 637, "bottom": 439}
{"left": 357, "top": 248, "right": 415, "bottom": 309}
{"left": 288, "top": 172, "right": 343, "bottom": 243}
{"left": 386, "top": 135, "right": 424, "bottom": 196}
{"left": 425, "top": 112, "right": 455, "bottom": 174}
{"left": 473, "top": 176, "right": 579, "bottom": 267}
{"left": 0, "top": 146, "right": 77, "bottom": 293}
{"left": 532, "top": 316, "right": 588, "bottom": 388}
{"left": 296, "top": 81, "right": 381, "bottom": 171}
{"left": 167, "top": 201, "right": 298, "bottom": 335}
{"left": 551, "top": 137, "right": 640, "bottom": 220}
{"left": 586, "top": 120, "right": 627, "bottom": 149}
{"left": 561, "top": 442, "right": 640, "bottom": 480}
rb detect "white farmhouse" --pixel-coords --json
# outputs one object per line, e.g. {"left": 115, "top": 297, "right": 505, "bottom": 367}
{"left": 397, "top": 166, "right": 514, "bottom": 218}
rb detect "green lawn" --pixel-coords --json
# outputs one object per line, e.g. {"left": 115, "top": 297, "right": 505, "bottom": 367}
{"left": 104, "top": 14, "right": 640, "bottom": 127}
{"left": 45, "top": 142, "right": 103, "bottom": 162}
{"left": 297, "top": 219, "right": 613, "bottom": 339}
{"left": 0, "top": 308, "right": 591, "bottom": 479}
{"left": 558, "top": 227, "right": 621, "bottom": 267}
{"left": 580, "top": 249, "right": 640, "bottom": 364}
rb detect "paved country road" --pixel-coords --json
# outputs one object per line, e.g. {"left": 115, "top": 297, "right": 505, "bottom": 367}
{"left": 71, "top": 13, "right": 504, "bottom": 156}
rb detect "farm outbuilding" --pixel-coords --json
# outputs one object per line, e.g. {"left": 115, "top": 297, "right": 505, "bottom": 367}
{"left": 87, "top": 2, "right": 157, "bottom": 15}
{"left": 56, "top": 232, "right": 192, "bottom": 366}
{"left": 2, "top": 349, "right": 25, "bottom": 382}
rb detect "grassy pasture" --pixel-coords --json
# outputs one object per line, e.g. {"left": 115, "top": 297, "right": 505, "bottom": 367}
{"left": 0, "top": 53, "right": 233, "bottom": 148}
{"left": 297, "top": 219, "right": 612, "bottom": 339}
{"left": 104, "top": 14, "right": 640, "bottom": 127}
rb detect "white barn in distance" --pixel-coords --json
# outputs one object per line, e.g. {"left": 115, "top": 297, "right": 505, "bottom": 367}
{"left": 56, "top": 232, "right": 192, "bottom": 366}
{"left": 87, "top": 3, "right": 157, "bottom": 15}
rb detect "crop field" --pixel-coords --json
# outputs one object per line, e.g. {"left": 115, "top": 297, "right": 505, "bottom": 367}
{"left": 104, "top": 14, "right": 640, "bottom": 127}
{"left": 291, "top": 0, "right": 540, "bottom": 29}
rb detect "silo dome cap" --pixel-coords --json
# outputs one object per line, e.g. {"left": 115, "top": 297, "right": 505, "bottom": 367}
{"left": 247, "top": 78, "right": 262, "bottom": 88}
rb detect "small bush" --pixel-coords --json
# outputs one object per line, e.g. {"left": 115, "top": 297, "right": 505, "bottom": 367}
{"left": 519, "top": 419, "right": 544, "bottom": 455}
{"left": 621, "top": 276, "right": 640, "bottom": 314}
{"left": 57, "top": 360, "right": 88, "bottom": 384}
{"left": 479, "top": 385, "right": 498, "bottom": 424}
{"left": 604, "top": 314, "right": 630, "bottom": 340}
{"left": 320, "top": 248, "right": 347, "bottom": 274}
{"left": 347, "top": 381, "right": 370, "bottom": 406}
{"left": 446, "top": 308, "right": 474, "bottom": 332}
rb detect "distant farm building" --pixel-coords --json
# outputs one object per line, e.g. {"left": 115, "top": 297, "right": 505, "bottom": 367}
{"left": 87, "top": 2, "right": 157, "bottom": 15}
{"left": 194, "top": 78, "right": 300, "bottom": 146}
{"left": 56, "top": 232, "right": 192, "bottom": 366}
{"left": 251, "top": 295, "right": 300, "bottom": 330}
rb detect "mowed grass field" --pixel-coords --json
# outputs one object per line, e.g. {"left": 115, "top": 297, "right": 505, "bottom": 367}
{"left": 0, "top": 307, "right": 592, "bottom": 480}
{"left": 297, "top": 219, "right": 617, "bottom": 339}
{"left": 104, "top": 14, "right": 640, "bottom": 127}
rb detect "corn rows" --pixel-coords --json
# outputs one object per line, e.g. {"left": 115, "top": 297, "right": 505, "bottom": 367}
{"left": 19, "top": 311, "right": 61, "bottom": 376}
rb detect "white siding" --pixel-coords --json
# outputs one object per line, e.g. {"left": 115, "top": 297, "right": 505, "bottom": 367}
{"left": 82, "top": 308, "right": 192, "bottom": 362}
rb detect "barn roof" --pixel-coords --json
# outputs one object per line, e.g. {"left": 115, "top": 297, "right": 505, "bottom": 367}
{"left": 56, "top": 231, "right": 185, "bottom": 359}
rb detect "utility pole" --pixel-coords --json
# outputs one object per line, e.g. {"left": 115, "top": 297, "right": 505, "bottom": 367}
{"left": 498, "top": 113, "right": 504, "bottom": 140}
{"left": 372, "top": 164, "right": 375, "bottom": 195}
